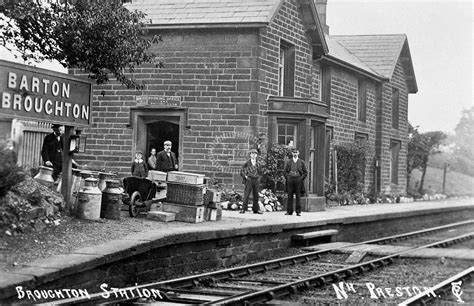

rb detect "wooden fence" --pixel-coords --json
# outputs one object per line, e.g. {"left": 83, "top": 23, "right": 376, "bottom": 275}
{"left": 13, "top": 120, "right": 51, "bottom": 168}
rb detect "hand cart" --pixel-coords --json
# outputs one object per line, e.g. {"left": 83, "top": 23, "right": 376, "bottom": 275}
{"left": 122, "top": 175, "right": 167, "bottom": 217}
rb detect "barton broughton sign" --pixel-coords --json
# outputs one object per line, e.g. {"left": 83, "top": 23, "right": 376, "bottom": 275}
{"left": 0, "top": 60, "right": 92, "bottom": 127}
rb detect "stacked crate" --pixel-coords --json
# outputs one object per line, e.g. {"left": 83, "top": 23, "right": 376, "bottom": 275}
{"left": 162, "top": 171, "right": 206, "bottom": 223}
{"left": 205, "top": 189, "right": 222, "bottom": 221}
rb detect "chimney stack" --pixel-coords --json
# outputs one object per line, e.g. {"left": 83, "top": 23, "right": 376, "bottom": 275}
{"left": 314, "top": 0, "right": 329, "bottom": 35}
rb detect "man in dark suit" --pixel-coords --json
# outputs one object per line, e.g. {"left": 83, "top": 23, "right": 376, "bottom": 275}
{"left": 284, "top": 147, "right": 308, "bottom": 216}
{"left": 41, "top": 124, "right": 63, "bottom": 181}
{"left": 156, "top": 140, "right": 178, "bottom": 172}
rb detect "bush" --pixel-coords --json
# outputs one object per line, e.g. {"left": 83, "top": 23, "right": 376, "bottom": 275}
{"left": 0, "top": 150, "right": 26, "bottom": 198}
{"left": 263, "top": 144, "right": 292, "bottom": 192}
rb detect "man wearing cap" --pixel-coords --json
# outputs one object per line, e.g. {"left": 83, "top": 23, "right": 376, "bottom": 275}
{"left": 240, "top": 149, "right": 263, "bottom": 214}
{"left": 156, "top": 141, "right": 178, "bottom": 172}
{"left": 284, "top": 148, "right": 307, "bottom": 216}
{"left": 41, "top": 124, "right": 64, "bottom": 181}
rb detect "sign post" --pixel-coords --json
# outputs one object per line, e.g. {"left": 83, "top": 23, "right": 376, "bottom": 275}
{"left": 0, "top": 60, "right": 92, "bottom": 214}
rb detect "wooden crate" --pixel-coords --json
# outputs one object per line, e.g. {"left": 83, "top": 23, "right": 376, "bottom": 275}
{"left": 166, "top": 182, "right": 205, "bottom": 206}
{"left": 147, "top": 211, "right": 175, "bottom": 222}
{"left": 167, "top": 171, "right": 205, "bottom": 185}
{"left": 162, "top": 202, "right": 205, "bottom": 223}
{"left": 206, "top": 189, "right": 221, "bottom": 204}
{"left": 147, "top": 170, "right": 167, "bottom": 182}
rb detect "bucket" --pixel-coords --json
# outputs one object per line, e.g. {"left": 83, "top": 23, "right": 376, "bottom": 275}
{"left": 76, "top": 178, "right": 102, "bottom": 220}
{"left": 101, "top": 180, "right": 122, "bottom": 220}
{"left": 34, "top": 166, "right": 55, "bottom": 188}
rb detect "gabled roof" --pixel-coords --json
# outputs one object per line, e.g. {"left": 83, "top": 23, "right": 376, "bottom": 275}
{"left": 324, "top": 35, "right": 382, "bottom": 81}
{"left": 331, "top": 34, "right": 418, "bottom": 93}
{"left": 125, "top": 0, "right": 328, "bottom": 55}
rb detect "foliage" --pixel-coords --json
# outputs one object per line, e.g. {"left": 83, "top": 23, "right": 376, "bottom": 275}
{"left": 0, "top": 150, "right": 26, "bottom": 197}
{"left": 407, "top": 123, "right": 447, "bottom": 192}
{"left": 0, "top": 0, "right": 162, "bottom": 90}
{"left": 263, "top": 143, "right": 292, "bottom": 191}
{"left": 453, "top": 107, "right": 474, "bottom": 160}
{"left": 334, "top": 143, "right": 367, "bottom": 194}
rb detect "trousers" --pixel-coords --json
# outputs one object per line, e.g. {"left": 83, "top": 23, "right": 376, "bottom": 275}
{"left": 242, "top": 177, "right": 259, "bottom": 212}
{"left": 287, "top": 176, "right": 303, "bottom": 214}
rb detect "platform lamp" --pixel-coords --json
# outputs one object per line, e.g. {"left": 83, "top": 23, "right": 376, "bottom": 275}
{"left": 69, "top": 130, "right": 86, "bottom": 154}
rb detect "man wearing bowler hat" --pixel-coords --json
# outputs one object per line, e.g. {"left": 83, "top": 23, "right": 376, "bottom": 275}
{"left": 284, "top": 147, "right": 307, "bottom": 216}
{"left": 41, "top": 124, "right": 64, "bottom": 181}
{"left": 240, "top": 148, "right": 263, "bottom": 214}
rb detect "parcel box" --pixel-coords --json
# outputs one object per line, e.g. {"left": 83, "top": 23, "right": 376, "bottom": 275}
{"left": 167, "top": 171, "right": 205, "bottom": 185}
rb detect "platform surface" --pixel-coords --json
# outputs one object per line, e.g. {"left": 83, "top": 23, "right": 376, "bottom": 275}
{"left": 1, "top": 197, "right": 473, "bottom": 300}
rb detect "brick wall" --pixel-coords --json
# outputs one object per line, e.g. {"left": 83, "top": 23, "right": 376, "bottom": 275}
{"left": 326, "top": 68, "right": 377, "bottom": 192}
{"left": 71, "top": 28, "right": 262, "bottom": 186}
{"left": 379, "top": 58, "right": 409, "bottom": 194}
{"left": 259, "top": 0, "right": 314, "bottom": 99}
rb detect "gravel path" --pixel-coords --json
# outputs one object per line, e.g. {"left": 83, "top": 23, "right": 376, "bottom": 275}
{"left": 0, "top": 211, "right": 248, "bottom": 273}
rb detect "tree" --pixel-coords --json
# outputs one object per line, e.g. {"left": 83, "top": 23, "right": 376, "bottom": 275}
{"left": 453, "top": 107, "right": 474, "bottom": 160}
{"left": 0, "top": 0, "right": 162, "bottom": 90}
{"left": 407, "top": 123, "right": 447, "bottom": 193}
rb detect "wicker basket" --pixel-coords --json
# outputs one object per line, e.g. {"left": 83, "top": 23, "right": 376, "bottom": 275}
{"left": 166, "top": 182, "right": 205, "bottom": 206}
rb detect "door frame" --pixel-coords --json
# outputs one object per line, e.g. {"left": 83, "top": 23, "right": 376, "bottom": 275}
{"left": 129, "top": 107, "right": 187, "bottom": 169}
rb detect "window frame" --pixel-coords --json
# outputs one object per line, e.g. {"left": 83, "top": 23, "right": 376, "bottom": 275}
{"left": 357, "top": 79, "right": 367, "bottom": 122}
{"left": 392, "top": 88, "right": 400, "bottom": 129}
{"left": 278, "top": 40, "right": 295, "bottom": 97}
{"left": 390, "top": 139, "right": 401, "bottom": 184}
{"left": 277, "top": 122, "right": 298, "bottom": 147}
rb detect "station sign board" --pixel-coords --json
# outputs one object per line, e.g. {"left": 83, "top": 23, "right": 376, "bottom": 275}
{"left": 0, "top": 60, "right": 92, "bottom": 127}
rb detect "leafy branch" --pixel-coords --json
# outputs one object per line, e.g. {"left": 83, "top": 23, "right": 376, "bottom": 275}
{"left": 0, "top": 0, "right": 162, "bottom": 90}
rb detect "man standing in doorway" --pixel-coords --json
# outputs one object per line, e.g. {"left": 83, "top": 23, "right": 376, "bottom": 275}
{"left": 41, "top": 124, "right": 63, "bottom": 181}
{"left": 284, "top": 147, "right": 307, "bottom": 216}
{"left": 157, "top": 140, "right": 178, "bottom": 172}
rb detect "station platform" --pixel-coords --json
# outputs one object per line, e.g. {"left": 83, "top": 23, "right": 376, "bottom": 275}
{"left": 1, "top": 197, "right": 473, "bottom": 303}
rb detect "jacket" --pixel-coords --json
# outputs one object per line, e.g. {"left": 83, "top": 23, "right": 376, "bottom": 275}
{"left": 240, "top": 159, "right": 262, "bottom": 184}
{"left": 284, "top": 158, "right": 308, "bottom": 180}
{"left": 156, "top": 150, "right": 178, "bottom": 172}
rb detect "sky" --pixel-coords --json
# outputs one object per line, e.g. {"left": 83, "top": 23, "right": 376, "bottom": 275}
{"left": 326, "top": 0, "right": 473, "bottom": 134}
{"left": 1, "top": 0, "right": 472, "bottom": 134}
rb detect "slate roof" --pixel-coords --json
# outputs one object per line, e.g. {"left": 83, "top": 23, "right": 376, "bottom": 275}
{"left": 125, "top": 0, "right": 282, "bottom": 26}
{"left": 325, "top": 35, "right": 381, "bottom": 79}
{"left": 331, "top": 34, "right": 418, "bottom": 93}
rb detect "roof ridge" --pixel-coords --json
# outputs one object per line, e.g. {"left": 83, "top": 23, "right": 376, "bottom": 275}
{"left": 331, "top": 33, "right": 406, "bottom": 38}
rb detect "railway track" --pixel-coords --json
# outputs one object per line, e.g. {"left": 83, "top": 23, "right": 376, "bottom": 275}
{"left": 54, "top": 220, "right": 474, "bottom": 305}
{"left": 399, "top": 266, "right": 473, "bottom": 305}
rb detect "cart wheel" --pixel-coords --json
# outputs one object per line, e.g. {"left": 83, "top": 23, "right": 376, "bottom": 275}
{"left": 129, "top": 191, "right": 141, "bottom": 217}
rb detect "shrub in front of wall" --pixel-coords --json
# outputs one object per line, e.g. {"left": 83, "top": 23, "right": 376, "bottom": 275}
{"left": 0, "top": 150, "right": 26, "bottom": 198}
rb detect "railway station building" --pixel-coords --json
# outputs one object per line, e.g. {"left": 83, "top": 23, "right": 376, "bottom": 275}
{"left": 11, "top": 0, "right": 417, "bottom": 205}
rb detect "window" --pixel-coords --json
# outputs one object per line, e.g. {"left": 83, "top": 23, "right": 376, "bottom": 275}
{"left": 277, "top": 123, "right": 297, "bottom": 147}
{"left": 355, "top": 132, "right": 368, "bottom": 146}
{"left": 392, "top": 88, "right": 399, "bottom": 129}
{"left": 390, "top": 140, "right": 401, "bottom": 184}
{"left": 278, "top": 41, "right": 295, "bottom": 97}
{"left": 357, "top": 80, "right": 367, "bottom": 122}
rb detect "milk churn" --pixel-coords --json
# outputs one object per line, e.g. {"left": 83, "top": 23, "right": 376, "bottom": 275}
{"left": 34, "top": 166, "right": 55, "bottom": 188}
{"left": 101, "top": 180, "right": 122, "bottom": 220}
{"left": 76, "top": 178, "right": 102, "bottom": 220}
{"left": 98, "top": 172, "right": 116, "bottom": 191}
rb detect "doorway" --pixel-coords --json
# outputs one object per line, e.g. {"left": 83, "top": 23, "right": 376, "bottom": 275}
{"left": 147, "top": 120, "right": 180, "bottom": 159}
